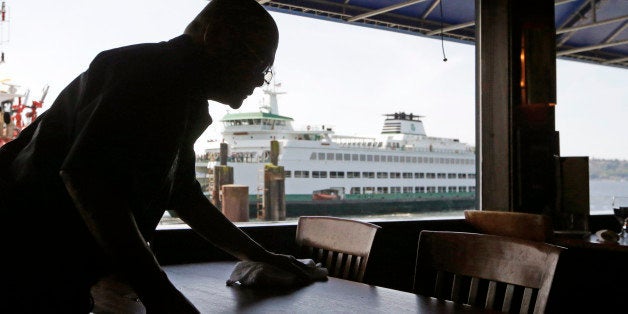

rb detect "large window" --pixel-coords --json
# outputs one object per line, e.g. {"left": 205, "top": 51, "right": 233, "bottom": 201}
{"left": 27, "top": 1, "right": 623, "bottom": 226}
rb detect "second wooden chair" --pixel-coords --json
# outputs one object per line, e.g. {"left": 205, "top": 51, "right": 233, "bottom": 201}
{"left": 413, "top": 230, "right": 562, "bottom": 313}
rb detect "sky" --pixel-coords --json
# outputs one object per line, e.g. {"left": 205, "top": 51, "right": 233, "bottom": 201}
{"left": 1, "top": 0, "right": 626, "bottom": 160}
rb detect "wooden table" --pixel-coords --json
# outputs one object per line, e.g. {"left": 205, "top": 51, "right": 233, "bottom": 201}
{"left": 164, "top": 261, "right": 484, "bottom": 313}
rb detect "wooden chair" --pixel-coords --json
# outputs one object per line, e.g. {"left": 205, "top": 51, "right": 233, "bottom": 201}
{"left": 464, "top": 210, "right": 554, "bottom": 242}
{"left": 413, "top": 231, "right": 562, "bottom": 314}
{"left": 295, "top": 216, "right": 381, "bottom": 282}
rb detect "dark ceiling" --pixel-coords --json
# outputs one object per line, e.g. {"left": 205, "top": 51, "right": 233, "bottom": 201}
{"left": 259, "top": 0, "right": 628, "bottom": 69}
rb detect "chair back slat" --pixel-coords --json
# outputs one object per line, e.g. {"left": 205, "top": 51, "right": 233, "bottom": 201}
{"left": 414, "top": 231, "right": 562, "bottom": 314}
{"left": 352, "top": 256, "right": 362, "bottom": 281}
{"left": 333, "top": 252, "right": 343, "bottom": 277}
{"left": 468, "top": 277, "right": 480, "bottom": 306}
{"left": 486, "top": 281, "right": 497, "bottom": 310}
{"left": 296, "top": 216, "right": 380, "bottom": 282}
{"left": 503, "top": 284, "right": 515, "bottom": 312}
{"left": 521, "top": 288, "right": 534, "bottom": 313}
{"left": 342, "top": 255, "right": 353, "bottom": 279}
{"left": 328, "top": 250, "right": 337, "bottom": 270}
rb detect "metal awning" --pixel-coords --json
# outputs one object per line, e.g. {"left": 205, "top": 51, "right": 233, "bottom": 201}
{"left": 259, "top": 0, "right": 628, "bottom": 69}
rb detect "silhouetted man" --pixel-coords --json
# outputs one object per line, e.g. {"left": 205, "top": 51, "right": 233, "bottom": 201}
{"left": 0, "top": 0, "right": 314, "bottom": 312}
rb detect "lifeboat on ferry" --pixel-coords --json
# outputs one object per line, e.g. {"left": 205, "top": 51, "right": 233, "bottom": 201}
{"left": 312, "top": 189, "right": 341, "bottom": 201}
{"left": 312, "top": 193, "right": 339, "bottom": 201}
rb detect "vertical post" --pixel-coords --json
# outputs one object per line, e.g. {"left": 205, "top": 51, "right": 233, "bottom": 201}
{"left": 220, "top": 142, "right": 228, "bottom": 166}
{"left": 221, "top": 184, "right": 250, "bottom": 222}
{"left": 263, "top": 140, "right": 286, "bottom": 220}
{"left": 212, "top": 143, "right": 233, "bottom": 210}
{"left": 476, "top": 0, "right": 558, "bottom": 215}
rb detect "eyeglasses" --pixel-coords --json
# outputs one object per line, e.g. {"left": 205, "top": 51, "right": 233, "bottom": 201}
{"left": 242, "top": 41, "right": 274, "bottom": 84}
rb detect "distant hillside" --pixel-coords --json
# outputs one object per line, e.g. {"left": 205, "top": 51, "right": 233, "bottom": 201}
{"left": 589, "top": 158, "right": 628, "bottom": 180}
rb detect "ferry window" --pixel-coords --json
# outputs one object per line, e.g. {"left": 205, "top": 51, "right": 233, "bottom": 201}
{"left": 427, "top": 173, "right": 436, "bottom": 179}
{"left": 429, "top": 157, "right": 434, "bottom": 163}
{"left": 416, "top": 187, "right": 425, "bottom": 193}
{"left": 312, "top": 171, "right": 327, "bottom": 178}
{"left": 377, "top": 172, "right": 388, "bottom": 179}
{"left": 362, "top": 172, "right": 375, "bottom": 179}
{"left": 350, "top": 187, "right": 361, "bottom": 194}
{"left": 437, "top": 173, "right": 446, "bottom": 179}
{"left": 469, "top": 173, "right": 476, "bottom": 179}
{"left": 310, "top": 153, "right": 316, "bottom": 160}
{"left": 327, "top": 153, "right": 334, "bottom": 160}
{"left": 403, "top": 172, "right": 412, "bottom": 179}
{"left": 360, "top": 154, "right": 366, "bottom": 161}
{"left": 318, "top": 153, "right": 325, "bottom": 160}
{"left": 394, "top": 156, "right": 400, "bottom": 162}
{"left": 469, "top": 187, "right": 476, "bottom": 192}
{"left": 344, "top": 154, "right": 350, "bottom": 161}
{"left": 390, "top": 172, "right": 401, "bottom": 179}
{"left": 367, "top": 155, "right": 373, "bottom": 162}
{"left": 377, "top": 187, "right": 389, "bottom": 194}
{"left": 330, "top": 171, "right": 344, "bottom": 178}
{"left": 449, "top": 187, "right": 457, "bottom": 192}
{"left": 347, "top": 172, "right": 361, "bottom": 178}
{"left": 372, "top": 155, "right": 379, "bottom": 162}
{"left": 448, "top": 173, "right": 456, "bottom": 179}
{"left": 459, "top": 186, "right": 467, "bottom": 192}
{"left": 458, "top": 173, "right": 467, "bottom": 179}
{"left": 364, "top": 187, "right": 375, "bottom": 194}
{"left": 403, "top": 187, "right": 413, "bottom": 193}
{"left": 391, "top": 187, "right": 401, "bottom": 193}
{"left": 405, "top": 157, "right": 411, "bottom": 163}
{"left": 414, "top": 172, "right": 425, "bottom": 179}
{"left": 427, "top": 187, "right": 436, "bottom": 193}
{"left": 294, "top": 171, "right": 310, "bottom": 178}
{"left": 417, "top": 157, "right": 423, "bottom": 163}
{"left": 335, "top": 153, "right": 342, "bottom": 160}
{"left": 285, "top": 171, "right": 291, "bottom": 178}
{"left": 387, "top": 156, "right": 393, "bottom": 162}
{"left": 438, "top": 186, "right": 447, "bottom": 193}
{"left": 352, "top": 154, "right": 359, "bottom": 161}
{"left": 412, "top": 157, "right": 417, "bottom": 163}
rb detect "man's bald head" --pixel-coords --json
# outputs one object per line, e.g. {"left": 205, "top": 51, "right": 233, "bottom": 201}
{"left": 184, "top": 0, "right": 279, "bottom": 65}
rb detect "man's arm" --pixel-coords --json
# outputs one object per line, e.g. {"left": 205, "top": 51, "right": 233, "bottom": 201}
{"left": 173, "top": 191, "right": 312, "bottom": 278}
{"left": 60, "top": 170, "right": 199, "bottom": 313}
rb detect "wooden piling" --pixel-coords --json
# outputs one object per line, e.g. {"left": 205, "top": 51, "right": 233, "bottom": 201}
{"left": 270, "top": 140, "right": 279, "bottom": 166}
{"left": 263, "top": 164, "right": 286, "bottom": 221}
{"left": 262, "top": 140, "right": 286, "bottom": 220}
{"left": 221, "top": 184, "right": 249, "bottom": 222}
{"left": 212, "top": 143, "right": 233, "bottom": 209}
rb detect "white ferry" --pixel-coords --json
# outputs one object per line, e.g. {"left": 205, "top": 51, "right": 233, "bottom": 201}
{"left": 198, "top": 86, "right": 476, "bottom": 217}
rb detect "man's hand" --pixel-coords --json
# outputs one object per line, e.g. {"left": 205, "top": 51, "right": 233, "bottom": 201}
{"left": 256, "top": 251, "right": 328, "bottom": 284}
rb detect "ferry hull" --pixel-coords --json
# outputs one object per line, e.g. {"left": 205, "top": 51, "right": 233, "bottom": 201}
{"left": 247, "top": 197, "right": 475, "bottom": 218}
